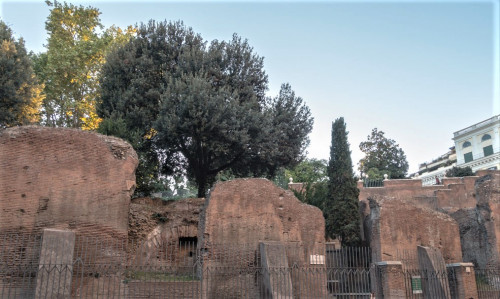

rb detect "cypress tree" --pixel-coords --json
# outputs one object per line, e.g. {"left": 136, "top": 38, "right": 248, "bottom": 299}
{"left": 325, "top": 117, "right": 361, "bottom": 246}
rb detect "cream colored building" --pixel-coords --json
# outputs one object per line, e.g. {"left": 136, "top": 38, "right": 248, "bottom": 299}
{"left": 415, "top": 114, "right": 499, "bottom": 186}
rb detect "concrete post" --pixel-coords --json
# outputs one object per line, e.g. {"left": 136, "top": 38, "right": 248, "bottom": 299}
{"left": 35, "top": 229, "right": 75, "bottom": 299}
{"left": 417, "top": 245, "right": 451, "bottom": 299}
{"left": 259, "top": 242, "right": 293, "bottom": 299}
{"left": 447, "top": 263, "right": 478, "bottom": 299}
{"left": 375, "top": 261, "right": 405, "bottom": 298}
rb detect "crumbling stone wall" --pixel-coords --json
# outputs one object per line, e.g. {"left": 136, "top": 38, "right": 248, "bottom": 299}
{"left": 128, "top": 197, "right": 204, "bottom": 268}
{"left": 0, "top": 126, "right": 138, "bottom": 240}
{"left": 200, "top": 178, "right": 325, "bottom": 254}
{"left": 361, "top": 171, "right": 500, "bottom": 269}
{"left": 199, "top": 178, "right": 326, "bottom": 298}
{"left": 451, "top": 171, "right": 500, "bottom": 269}
{"left": 358, "top": 176, "right": 478, "bottom": 214}
{"left": 366, "top": 196, "right": 462, "bottom": 266}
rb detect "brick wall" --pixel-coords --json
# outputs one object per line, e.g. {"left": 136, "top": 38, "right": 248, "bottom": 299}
{"left": 361, "top": 171, "right": 500, "bottom": 269}
{"left": 0, "top": 126, "right": 138, "bottom": 241}
{"left": 199, "top": 178, "right": 327, "bottom": 298}
{"left": 367, "top": 197, "right": 462, "bottom": 265}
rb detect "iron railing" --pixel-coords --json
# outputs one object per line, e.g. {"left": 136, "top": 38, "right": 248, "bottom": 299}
{"left": 1, "top": 232, "right": 498, "bottom": 298}
{"left": 476, "top": 268, "right": 500, "bottom": 299}
{"left": 362, "top": 179, "right": 384, "bottom": 188}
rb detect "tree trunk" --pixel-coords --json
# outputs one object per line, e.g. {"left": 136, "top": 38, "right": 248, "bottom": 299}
{"left": 197, "top": 184, "right": 206, "bottom": 198}
{"left": 196, "top": 173, "right": 207, "bottom": 198}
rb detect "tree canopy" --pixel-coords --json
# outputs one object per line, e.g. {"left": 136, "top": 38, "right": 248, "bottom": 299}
{"left": 0, "top": 20, "right": 43, "bottom": 128}
{"left": 358, "top": 128, "right": 409, "bottom": 179}
{"left": 36, "top": 1, "right": 135, "bottom": 129}
{"left": 284, "top": 158, "right": 328, "bottom": 212}
{"left": 98, "top": 21, "right": 313, "bottom": 197}
{"left": 325, "top": 117, "right": 361, "bottom": 245}
{"left": 285, "top": 158, "right": 327, "bottom": 184}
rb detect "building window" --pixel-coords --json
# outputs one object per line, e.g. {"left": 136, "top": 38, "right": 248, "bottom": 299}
{"left": 464, "top": 152, "right": 473, "bottom": 163}
{"left": 463, "top": 141, "right": 471, "bottom": 148}
{"left": 481, "top": 134, "right": 491, "bottom": 141}
{"left": 483, "top": 145, "right": 493, "bottom": 157}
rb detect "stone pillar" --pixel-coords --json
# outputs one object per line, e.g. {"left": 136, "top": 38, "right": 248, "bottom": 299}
{"left": 259, "top": 242, "right": 293, "bottom": 299}
{"left": 472, "top": 135, "right": 481, "bottom": 160}
{"left": 35, "top": 229, "right": 76, "bottom": 299}
{"left": 447, "top": 263, "right": 478, "bottom": 299}
{"left": 375, "top": 261, "right": 405, "bottom": 298}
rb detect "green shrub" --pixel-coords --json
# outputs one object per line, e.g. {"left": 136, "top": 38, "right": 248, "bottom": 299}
{"left": 445, "top": 166, "right": 474, "bottom": 177}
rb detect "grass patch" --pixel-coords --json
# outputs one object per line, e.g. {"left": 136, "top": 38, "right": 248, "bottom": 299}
{"left": 124, "top": 270, "right": 198, "bottom": 282}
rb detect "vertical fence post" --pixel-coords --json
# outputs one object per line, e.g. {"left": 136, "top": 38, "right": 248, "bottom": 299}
{"left": 375, "top": 261, "right": 405, "bottom": 298}
{"left": 446, "top": 263, "right": 478, "bottom": 299}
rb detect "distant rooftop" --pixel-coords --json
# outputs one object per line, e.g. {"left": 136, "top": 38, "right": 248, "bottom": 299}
{"left": 453, "top": 114, "right": 500, "bottom": 139}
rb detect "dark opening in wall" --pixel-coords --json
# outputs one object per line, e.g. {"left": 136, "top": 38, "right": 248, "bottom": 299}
{"left": 179, "top": 237, "right": 197, "bottom": 257}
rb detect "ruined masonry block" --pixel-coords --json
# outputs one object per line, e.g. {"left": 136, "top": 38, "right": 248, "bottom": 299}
{"left": 260, "top": 241, "right": 293, "bottom": 299}
{"left": 0, "top": 126, "right": 138, "bottom": 240}
{"left": 199, "top": 178, "right": 327, "bottom": 299}
{"left": 366, "top": 197, "right": 462, "bottom": 265}
{"left": 417, "top": 246, "right": 451, "bottom": 299}
{"left": 375, "top": 261, "right": 405, "bottom": 299}
{"left": 447, "top": 263, "right": 479, "bottom": 299}
{"left": 35, "top": 229, "right": 75, "bottom": 299}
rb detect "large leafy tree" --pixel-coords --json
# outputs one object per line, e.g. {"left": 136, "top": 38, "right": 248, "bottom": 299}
{"left": 98, "top": 21, "right": 313, "bottom": 197}
{"left": 98, "top": 21, "right": 206, "bottom": 195}
{"left": 284, "top": 158, "right": 328, "bottom": 211}
{"left": 285, "top": 158, "right": 327, "bottom": 184}
{"left": 38, "top": 1, "right": 134, "bottom": 129}
{"left": 358, "top": 128, "right": 409, "bottom": 179}
{"left": 325, "top": 117, "right": 361, "bottom": 246}
{"left": 0, "top": 20, "right": 43, "bottom": 128}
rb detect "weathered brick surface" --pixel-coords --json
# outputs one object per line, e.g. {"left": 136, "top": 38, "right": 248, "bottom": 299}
{"left": 199, "top": 178, "right": 326, "bottom": 298}
{"left": 200, "top": 178, "right": 325, "bottom": 250}
{"left": 453, "top": 170, "right": 500, "bottom": 269}
{"left": 0, "top": 126, "right": 138, "bottom": 240}
{"left": 361, "top": 171, "right": 500, "bottom": 270}
{"left": 359, "top": 177, "right": 479, "bottom": 215}
{"left": 447, "top": 263, "right": 478, "bottom": 299}
{"left": 366, "top": 196, "right": 462, "bottom": 265}
{"left": 375, "top": 261, "right": 405, "bottom": 299}
{"left": 128, "top": 197, "right": 204, "bottom": 268}
{"left": 476, "top": 171, "right": 500, "bottom": 269}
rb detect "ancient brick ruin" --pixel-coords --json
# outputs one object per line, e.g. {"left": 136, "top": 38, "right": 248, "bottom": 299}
{"left": 365, "top": 196, "right": 462, "bottom": 265}
{"left": 1, "top": 125, "right": 499, "bottom": 298}
{"left": 128, "top": 197, "right": 204, "bottom": 267}
{"left": 0, "top": 126, "right": 138, "bottom": 240}
{"left": 200, "top": 178, "right": 325, "bottom": 249}
{"left": 360, "top": 170, "right": 500, "bottom": 269}
{"left": 199, "top": 178, "right": 327, "bottom": 298}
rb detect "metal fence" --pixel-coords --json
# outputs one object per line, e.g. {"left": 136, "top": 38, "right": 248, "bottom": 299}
{"left": 401, "top": 269, "right": 452, "bottom": 299}
{"left": 1, "top": 232, "right": 499, "bottom": 298}
{"left": 362, "top": 179, "right": 384, "bottom": 188}
{"left": 0, "top": 233, "right": 375, "bottom": 298}
{"left": 476, "top": 268, "right": 500, "bottom": 299}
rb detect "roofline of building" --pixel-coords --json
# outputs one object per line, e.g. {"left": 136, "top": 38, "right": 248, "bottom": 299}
{"left": 453, "top": 114, "right": 500, "bottom": 139}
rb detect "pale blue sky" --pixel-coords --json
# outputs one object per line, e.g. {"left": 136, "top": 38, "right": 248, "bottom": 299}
{"left": 2, "top": 0, "right": 498, "bottom": 174}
